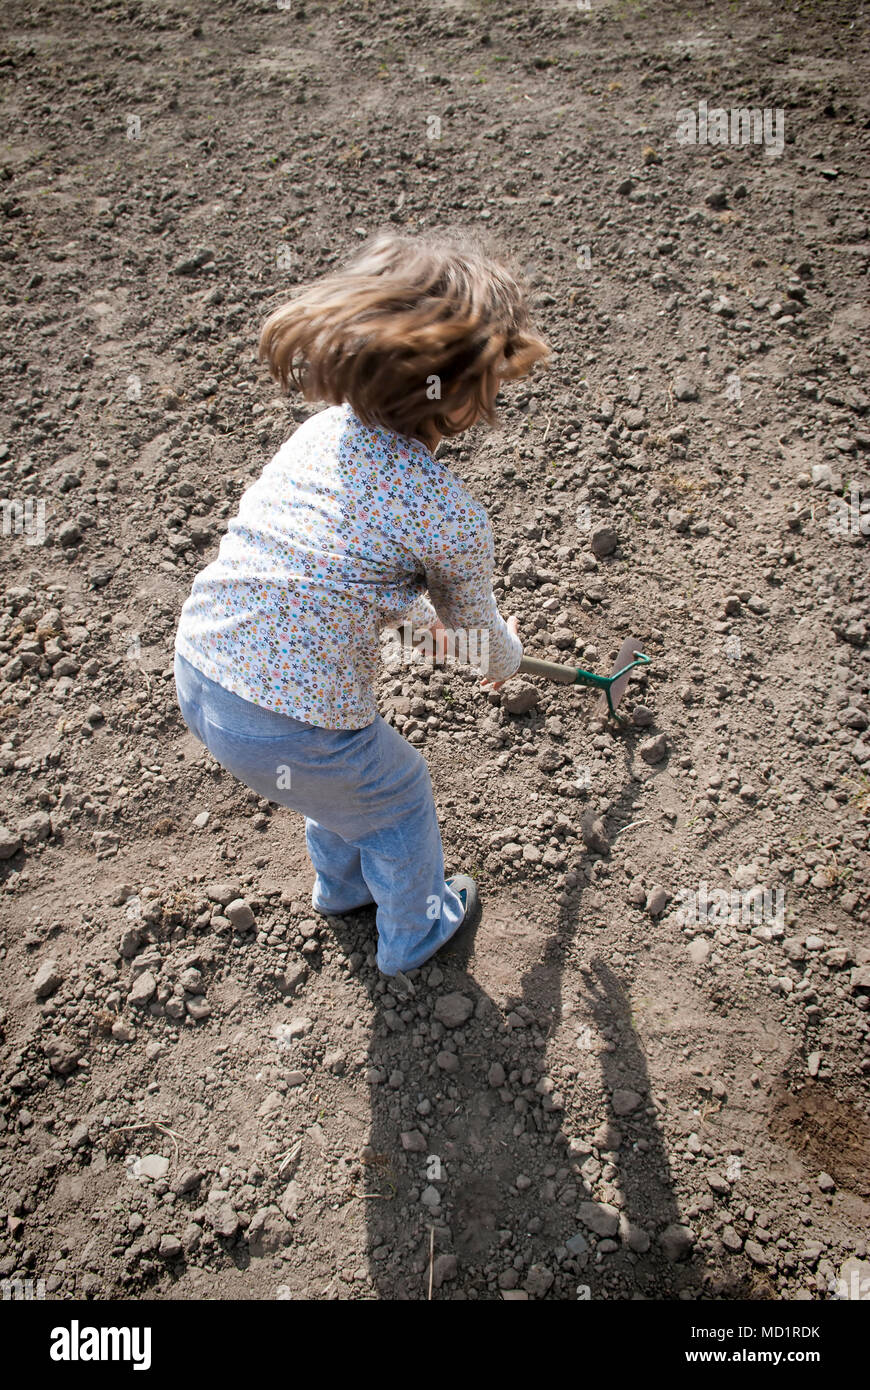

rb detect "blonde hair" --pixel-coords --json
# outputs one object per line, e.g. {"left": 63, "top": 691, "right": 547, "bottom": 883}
{"left": 258, "top": 231, "right": 549, "bottom": 441}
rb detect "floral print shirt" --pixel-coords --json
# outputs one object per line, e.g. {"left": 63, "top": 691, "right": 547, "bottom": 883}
{"left": 175, "top": 404, "right": 523, "bottom": 729}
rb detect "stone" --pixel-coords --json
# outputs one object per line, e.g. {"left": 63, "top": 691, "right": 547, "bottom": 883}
{"left": 501, "top": 680, "right": 541, "bottom": 716}
{"left": 225, "top": 898, "right": 255, "bottom": 930}
{"left": 137, "top": 1154, "right": 170, "bottom": 1180}
{"left": 565, "top": 1232, "right": 589, "bottom": 1256}
{"left": 523, "top": 1264, "right": 555, "bottom": 1297}
{"left": 175, "top": 1168, "right": 205, "bottom": 1195}
{"left": 645, "top": 884, "right": 669, "bottom": 917}
{"left": 639, "top": 733, "right": 668, "bottom": 764}
{"left": 632, "top": 705, "right": 654, "bottom": 727}
{"left": 432, "top": 1253, "right": 458, "bottom": 1288}
{"left": 43, "top": 1037, "right": 81, "bottom": 1074}
{"left": 158, "top": 1234, "right": 183, "bottom": 1258}
{"left": 18, "top": 811, "right": 51, "bottom": 844}
{"left": 707, "top": 1172, "right": 731, "bottom": 1196}
{"left": 612, "top": 1089, "right": 642, "bottom": 1116}
{"left": 279, "top": 1181, "right": 301, "bottom": 1219}
{"left": 673, "top": 377, "right": 698, "bottom": 402}
{"left": 33, "top": 958, "right": 63, "bottom": 999}
{"left": 660, "top": 1223, "right": 694, "bottom": 1261}
{"left": 185, "top": 995, "right": 212, "bottom": 1021}
{"left": 620, "top": 1218, "right": 650, "bottom": 1253}
{"left": 578, "top": 1201, "right": 619, "bottom": 1237}
{"left": 0, "top": 827, "right": 22, "bottom": 859}
{"left": 434, "top": 992, "right": 474, "bottom": 1028}
{"left": 581, "top": 813, "right": 610, "bottom": 855}
{"left": 400, "top": 1130, "right": 428, "bottom": 1152}
{"left": 69, "top": 1123, "right": 90, "bottom": 1150}
{"left": 129, "top": 970, "right": 157, "bottom": 1007}
{"left": 744, "top": 1239, "right": 770, "bottom": 1266}
{"left": 850, "top": 964, "right": 870, "bottom": 992}
{"left": 205, "top": 881, "right": 241, "bottom": 906}
{"left": 590, "top": 525, "right": 618, "bottom": 558}
{"left": 208, "top": 1201, "right": 241, "bottom": 1239}
{"left": 247, "top": 1206, "right": 290, "bottom": 1257}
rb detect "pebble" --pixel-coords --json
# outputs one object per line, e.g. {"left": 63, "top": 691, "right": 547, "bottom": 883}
{"left": 640, "top": 733, "right": 668, "bottom": 764}
{"left": 501, "top": 680, "right": 541, "bottom": 715}
{"left": 33, "top": 958, "right": 63, "bottom": 999}
{"left": 400, "top": 1130, "right": 427, "bottom": 1152}
{"left": 645, "top": 884, "right": 669, "bottom": 917}
{"left": 208, "top": 1201, "right": 241, "bottom": 1238}
{"left": 129, "top": 970, "right": 157, "bottom": 1007}
{"left": 659, "top": 1223, "right": 695, "bottom": 1261}
{"left": 565, "top": 1232, "right": 589, "bottom": 1256}
{"left": 707, "top": 1172, "right": 731, "bottom": 1196}
{"left": 432, "top": 1254, "right": 457, "bottom": 1288}
{"left": 590, "top": 525, "right": 617, "bottom": 558}
{"left": 744, "top": 1238, "right": 770, "bottom": 1266}
{"left": 673, "top": 377, "right": 698, "bottom": 402}
{"left": 225, "top": 898, "right": 255, "bottom": 930}
{"left": 612, "top": 1089, "right": 642, "bottom": 1116}
{"left": 722, "top": 1226, "right": 743, "bottom": 1252}
{"left": 581, "top": 813, "right": 610, "bottom": 855}
{"left": 18, "top": 811, "right": 51, "bottom": 844}
{"left": 0, "top": 827, "right": 22, "bottom": 859}
{"left": 205, "top": 881, "right": 242, "bottom": 906}
{"left": 577, "top": 1201, "right": 619, "bottom": 1237}
{"left": 137, "top": 1154, "right": 170, "bottom": 1180}
{"left": 433, "top": 992, "right": 474, "bottom": 1028}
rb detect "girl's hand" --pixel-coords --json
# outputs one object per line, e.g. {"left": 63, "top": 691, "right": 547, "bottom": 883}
{"left": 480, "top": 615, "right": 520, "bottom": 691}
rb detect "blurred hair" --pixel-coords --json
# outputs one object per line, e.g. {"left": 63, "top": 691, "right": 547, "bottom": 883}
{"left": 258, "top": 231, "right": 549, "bottom": 442}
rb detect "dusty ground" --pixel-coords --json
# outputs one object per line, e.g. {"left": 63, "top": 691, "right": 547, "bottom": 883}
{"left": 0, "top": 0, "right": 868, "bottom": 1302}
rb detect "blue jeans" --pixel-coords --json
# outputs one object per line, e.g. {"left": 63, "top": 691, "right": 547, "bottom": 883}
{"left": 173, "top": 651, "right": 465, "bottom": 975}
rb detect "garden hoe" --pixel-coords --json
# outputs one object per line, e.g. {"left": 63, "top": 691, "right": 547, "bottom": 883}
{"left": 517, "top": 637, "right": 651, "bottom": 722}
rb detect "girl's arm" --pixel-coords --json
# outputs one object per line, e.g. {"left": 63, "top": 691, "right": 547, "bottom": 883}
{"left": 424, "top": 518, "right": 523, "bottom": 683}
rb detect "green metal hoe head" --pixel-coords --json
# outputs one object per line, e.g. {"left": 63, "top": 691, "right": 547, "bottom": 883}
{"left": 586, "top": 637, "right": 652, "bottom": 723}
{"left": 516, "top": 637, "right": 651, "bottom": 723}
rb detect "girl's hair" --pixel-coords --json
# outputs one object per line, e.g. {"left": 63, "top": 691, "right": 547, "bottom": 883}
{"left": 258, "top": 231, "right": 549, "bottom": 441}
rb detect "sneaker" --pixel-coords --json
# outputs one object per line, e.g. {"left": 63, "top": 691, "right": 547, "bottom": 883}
{"left": 446, "top": 874, "right": 481, "bottom": 931}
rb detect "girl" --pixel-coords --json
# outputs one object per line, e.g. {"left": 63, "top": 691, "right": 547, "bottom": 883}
{"left": 174, "top": 232, "right": 548, "bottom": 976}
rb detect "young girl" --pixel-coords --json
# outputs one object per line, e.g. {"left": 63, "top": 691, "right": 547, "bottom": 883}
{"left": 174, "top": 232, "right": 548, "bottom": 976}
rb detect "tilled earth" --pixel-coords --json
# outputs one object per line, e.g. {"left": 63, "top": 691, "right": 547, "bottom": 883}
{"left": 0, "top": 0, "right": 868, "bottom": 1302}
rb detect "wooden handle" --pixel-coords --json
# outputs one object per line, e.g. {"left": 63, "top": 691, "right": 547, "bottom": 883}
{"left": 517, "top": 655, "right": 577, "bottom": 685}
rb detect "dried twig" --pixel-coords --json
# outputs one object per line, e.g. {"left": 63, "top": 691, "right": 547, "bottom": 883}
{"left": 277, "top": 1140, "right": 303, "bottom": 1174}
{"left": 109, "top": 1120, "right": 188, "bottom": 1166}
{"left": 614, "top": 818, "right": 653, "bottom": 838}
{"left": 427, "top": 1225, "right": 435, "bottom": 1301}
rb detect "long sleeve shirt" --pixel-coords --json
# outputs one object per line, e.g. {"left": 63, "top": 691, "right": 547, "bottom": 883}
{"left": 174, "top": 403, "right": 523, "bottom": 729}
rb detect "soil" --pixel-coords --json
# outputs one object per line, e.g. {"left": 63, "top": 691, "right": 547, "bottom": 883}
{"left": 0, "top": 0, "right": 868, "bottom": 1302}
